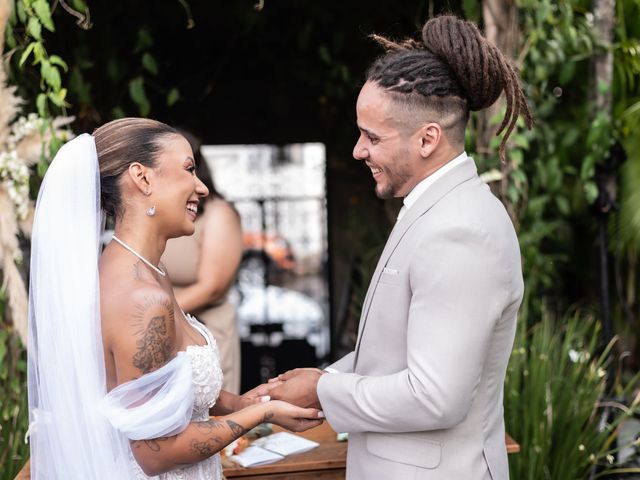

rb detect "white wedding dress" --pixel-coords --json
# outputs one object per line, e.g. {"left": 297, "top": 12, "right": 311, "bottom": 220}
{"left": 130, "top": 313, "right": 224, "bottom": 480}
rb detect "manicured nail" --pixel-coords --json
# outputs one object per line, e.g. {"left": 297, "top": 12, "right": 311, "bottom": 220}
{"left": 260, "top": 395, "right": 271, "bottom": 403}
{"left": 317, "top": 411, "right": 325, "bottom": 418}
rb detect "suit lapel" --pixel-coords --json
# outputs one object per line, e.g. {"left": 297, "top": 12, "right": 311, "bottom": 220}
{"left": 353, "top": 158, "right": 479, "bottom": 367}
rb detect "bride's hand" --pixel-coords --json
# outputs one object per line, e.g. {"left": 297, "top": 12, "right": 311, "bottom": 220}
{"left": 235, "top": 381, "right": 284, "bottom": 410}
{"left": 266, "top": 400, "right": 324, "bottom": 432}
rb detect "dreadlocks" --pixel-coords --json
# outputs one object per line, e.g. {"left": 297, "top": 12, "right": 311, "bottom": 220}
{"left": 366, "top": 15, "right": 533, "bottom": 162}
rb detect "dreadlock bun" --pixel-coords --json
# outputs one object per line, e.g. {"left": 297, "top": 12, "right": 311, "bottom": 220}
{"left": 422, "top": 16, "right": 501, "bottom": 112}
{"left": 367, "top": 15, "right": 533, "bottom": 162}
{"left": 421, "top": 15, "right": 533, "bottom": 158}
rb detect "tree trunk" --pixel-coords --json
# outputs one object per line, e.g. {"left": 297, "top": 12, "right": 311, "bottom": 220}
{"left": 479, "top": 0, "right": 519, "bottom": 222}
{"left": 591, "top": 0, "right": 615, "bottom": 115}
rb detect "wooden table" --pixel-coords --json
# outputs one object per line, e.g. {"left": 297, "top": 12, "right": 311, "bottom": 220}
{"left": 224, "top": 423, "right": 346, "bottom": 480}
{"left": 14, "top": 426, "right": 519, "bottom": 480}
{"left": 223, "top": 423, "right": 520, "bottom": 479}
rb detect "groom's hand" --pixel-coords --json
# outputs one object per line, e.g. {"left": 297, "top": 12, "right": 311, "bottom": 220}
{"left": 269, "top": 368, "right": 323, "bottom": 409}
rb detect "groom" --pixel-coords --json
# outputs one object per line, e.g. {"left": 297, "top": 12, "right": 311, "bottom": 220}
{"left": 270, "top": 15, "right": 532, "bottom": 480}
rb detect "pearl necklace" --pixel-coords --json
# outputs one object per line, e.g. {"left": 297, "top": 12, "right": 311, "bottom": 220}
{"left": 111, "top": 235, "right": 166, "bottom": 277}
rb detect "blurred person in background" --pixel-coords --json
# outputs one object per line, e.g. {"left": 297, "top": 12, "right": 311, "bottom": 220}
{"left": 162, "top": 131, "right": 243, "bottom": 394}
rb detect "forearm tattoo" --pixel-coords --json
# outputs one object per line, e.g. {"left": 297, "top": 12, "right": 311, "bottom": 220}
{"left": 226, "top": 420, "right": 248, "bottom": 437}
{"left": 131, "top": 296, "right": 175, "bottom": 374}
{"left": 190, "top": 438, "right": 220, "bottom": 457}
{"left": 188, "top": 419, "right": 249, "bottom": 458}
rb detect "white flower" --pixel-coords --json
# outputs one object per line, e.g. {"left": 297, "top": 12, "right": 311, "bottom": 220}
{"left": 0, "top": 150, "right": 31, "bottom": 220}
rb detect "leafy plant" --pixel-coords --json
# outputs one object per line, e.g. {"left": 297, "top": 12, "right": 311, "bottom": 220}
{"left": 505, "top": 298, "right": 640, "bottom": 479}
{"left": 0, "top": 290, "right": 29, "bottom": 480}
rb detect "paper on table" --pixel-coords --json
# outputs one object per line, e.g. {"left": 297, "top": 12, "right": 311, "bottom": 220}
{"left": 253, "top": 431, "right": 319, "bottom": 456}
{"left": 229, "top": 445, "right": 284, "bottom": 468}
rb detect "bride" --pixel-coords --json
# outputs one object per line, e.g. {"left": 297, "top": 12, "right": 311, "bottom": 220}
{"left": 27, "top": 118, "right": 323, "bottom": 479}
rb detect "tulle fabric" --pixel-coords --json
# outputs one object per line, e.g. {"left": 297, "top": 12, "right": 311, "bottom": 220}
{"left": 102, "top": 352, "right": 194, "bottom": 441}
{"left": 26, "top": 134, "right": 194, "bottom": 479}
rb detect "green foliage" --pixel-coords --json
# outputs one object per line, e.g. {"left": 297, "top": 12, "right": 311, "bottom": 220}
{"left": 7, "top": 0, "right": 69, "bottom": 117}
{"left": 505, "top": 299, "right": 640, "bottom": 479}
{"left": 0, "top": 292, "right": 29, "bottom": 479}
{"left": 465, "top": 0, "right": 640, "bottom": 318}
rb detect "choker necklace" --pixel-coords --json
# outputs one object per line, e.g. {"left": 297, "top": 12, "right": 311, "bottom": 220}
{"left": 111, "top": 235, "right": 166, "bottom": 277}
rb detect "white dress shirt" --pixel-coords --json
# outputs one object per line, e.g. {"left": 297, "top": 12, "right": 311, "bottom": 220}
{"left": 397, "top": 151, "right": 468, "bottom": 221}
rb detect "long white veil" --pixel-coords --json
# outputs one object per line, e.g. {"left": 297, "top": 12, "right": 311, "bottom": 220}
{"left": 27, "top": 134, "right": 194, "bottom": 479}
{"left": 27, "top": 134, "right": 132, "bottom": 478}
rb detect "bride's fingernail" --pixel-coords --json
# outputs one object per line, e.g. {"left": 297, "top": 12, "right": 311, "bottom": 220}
{"left": 260, "top": 395, "right": 271, "bottom": 403}
{"left": 317, "top": 411, "right": 325, "bottom": 418}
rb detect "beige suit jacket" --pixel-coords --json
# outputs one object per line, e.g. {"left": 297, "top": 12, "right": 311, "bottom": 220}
{"left": 318, "top": 158, "right": 523, "bottom": 479}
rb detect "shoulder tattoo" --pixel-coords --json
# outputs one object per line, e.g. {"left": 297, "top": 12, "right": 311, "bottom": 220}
{"left": 131, "top": 295, "right": 175, "bottom": 374}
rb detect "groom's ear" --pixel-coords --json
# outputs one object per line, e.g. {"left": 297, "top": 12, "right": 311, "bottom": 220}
{"left": 416, "top": 122, "right": 442, "bottom": 159}
{"left": 127, "top": 162, "right": 153, "bottom": 195}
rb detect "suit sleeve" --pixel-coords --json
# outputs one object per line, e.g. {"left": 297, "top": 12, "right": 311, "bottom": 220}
{"left": 325, "top": 351, "right": 355, "bottom": 374}
{"left": 317, "top": 222, "right": 508, "bottom": 433}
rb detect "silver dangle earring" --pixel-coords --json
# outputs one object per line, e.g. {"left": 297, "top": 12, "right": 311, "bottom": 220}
{"left": 144, "top": 190, "right": 155, "bottom": 216}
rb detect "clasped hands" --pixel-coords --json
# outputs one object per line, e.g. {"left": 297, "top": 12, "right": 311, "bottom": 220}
{"left": 239, "top": 367, "right": 324, "bottom": 410}
{"left": 267, "top": 367, "right": 324, "bottom": 410}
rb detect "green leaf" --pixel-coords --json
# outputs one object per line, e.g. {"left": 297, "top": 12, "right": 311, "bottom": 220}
{"left": 558, "top": 61, "right": 576, "bottom": 84}
{"left": 33, "top": 0, "right": 55, "bottom": 32}
{"left": 510, "top": 149, "right": 524, "bottom": 166}
{"left": 6, "top": 24, "right": 17, "bottom": 49}
{"left": 584, "top": 181, "right": 599, "bottom": 204}
{"left": 27, "top": 16, "right": 42, "bottom": 40}
{"left": 142, "top": 52, "right": 158, "bottom": 75}
{"left": 19, "top": 43, "right": 36, "bottom": 67}
{"left": 41, "top": 60, "right": 61, "bottom": 91}
{"left": 513, "top": 134, "right": 530, "bottom": 150}
{"left": 166, "top": 87, "right": 180, "bottom": 107}
{"left": 135, "top": 27, "right": 154, "bottom": 54}
{"left": 37, "top": 159, "right": 49, "bottom": 177}
{"left": 111, "top": 106, "right": 126, "bottom": 118}
{"left": 33, "top": 41, "right": 46, "bottom": 62}
{"left": 49, "top": 55, "right": 68, "bottom": 72}
{"left": 17, "top": 0, "right": 27, "bottom": 24}
{"left": 555, "top": 196, "right": 570, "bottom": 215}
{"left": 47, "top": 88, "right": 67, "bottom": 107}
{"left": 71, "top": 0, "right": 87, "bottom": 10}
{"left": 36, "top": 92, "right": 47, "bottom": 117}
{"left": 128, "top": 77, "right": 151, "bottom": 116}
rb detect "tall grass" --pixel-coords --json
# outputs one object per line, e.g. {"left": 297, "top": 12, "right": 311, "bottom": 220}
{"left": 506, "top": 293, "right": 640, "bottom": 479}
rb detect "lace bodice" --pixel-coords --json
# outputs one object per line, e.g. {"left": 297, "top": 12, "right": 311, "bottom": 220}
{"left": 131, "top": 314, "right": 224, "bottom": 480}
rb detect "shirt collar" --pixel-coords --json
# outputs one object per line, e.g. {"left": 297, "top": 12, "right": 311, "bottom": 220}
{"left": 398, "top": 151, "right": 468, "bottom": 220}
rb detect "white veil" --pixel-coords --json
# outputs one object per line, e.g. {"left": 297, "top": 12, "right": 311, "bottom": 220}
{"left": 27, "top": 134, "right": 195, "bottom": 479}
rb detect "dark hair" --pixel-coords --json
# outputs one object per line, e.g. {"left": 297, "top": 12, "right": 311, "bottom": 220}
{"left": 93, "top": 118, "right": 179, "bottom": 219}
{"left": 367, "top": 15, "right": 533, "bottom": 161}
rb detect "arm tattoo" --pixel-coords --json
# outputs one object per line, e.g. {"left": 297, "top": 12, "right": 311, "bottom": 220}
{"left": 131, "top": 296, "right": 175, "bottom": 374}
{"left": 190, "top": 438, "right": 221, "bottom": 457}
{"left": 226, "top": 420, "right": 248, "bottom": 437}
{"left": 261, "top": 412, "right": 274, "bottom": 423}
{"left": 195, "top": 419, "right": 226, "bottom": 434}
{"left": 132, "top": 437, "right": 169, "bottom": 453}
